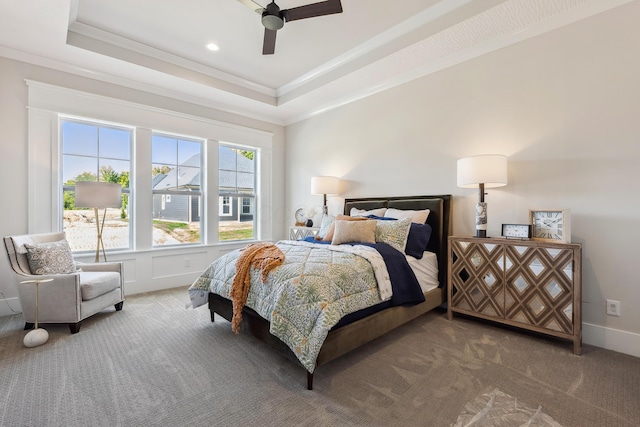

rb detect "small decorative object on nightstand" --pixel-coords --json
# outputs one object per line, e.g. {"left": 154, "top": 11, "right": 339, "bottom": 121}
{"left": 294, "top": 208, "right": 307, "bottom": 226}
{"left": 289, "top": 226, "right": 320, "bottom": 240}
{"left": 529, "top": 209, "right": 571, "bottom": 243}
{"left": 20, "top": 278, "right": 54, "bottom": 348}
{"left": 501, "top": 224, "right": 532, "bottom": 239}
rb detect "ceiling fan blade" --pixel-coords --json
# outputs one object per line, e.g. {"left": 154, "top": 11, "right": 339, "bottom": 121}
{"left": 283, "top": 0, "right": 342, "bottom": 22}
{"left": 236, "top": 0, "right": 264, "bottom": 13}
{"left": 262, "top": 28, "right": 277, "bottom": 55}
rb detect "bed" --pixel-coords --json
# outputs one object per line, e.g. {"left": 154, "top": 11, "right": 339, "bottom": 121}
{"left": 189, "top": 194, "right": 451, "bottom": 389}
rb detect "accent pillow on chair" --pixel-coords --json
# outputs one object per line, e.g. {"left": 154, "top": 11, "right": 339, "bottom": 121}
{"left": 24, "top": 240, "right": 75, "bottom": 275}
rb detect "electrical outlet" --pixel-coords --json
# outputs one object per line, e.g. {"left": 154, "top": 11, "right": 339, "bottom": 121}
{"left": 184, "top": 258, "right": 190, "bottom": 268}
{"left": 606, "top": 299, "right": 621, "bottom": 316}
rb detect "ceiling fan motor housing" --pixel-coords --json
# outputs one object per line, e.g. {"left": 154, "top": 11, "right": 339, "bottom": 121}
{"left": 262, "top": 2, "right": 285, "bottom": 30}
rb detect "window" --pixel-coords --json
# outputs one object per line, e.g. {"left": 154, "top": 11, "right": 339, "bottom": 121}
{"left": 218, "top": 145, "right": 256, "bottom": 241}
{"left": 242, "top": 197, "right": 253, "bottom": 215}
{"left": 219, "top": 196, "right": 232, "bottom": 216}
{"left": 151, "top": 134, "right": 202, "bottom": 246}
{"left": 61, "top": 119, "right": 131, "bottom": 253}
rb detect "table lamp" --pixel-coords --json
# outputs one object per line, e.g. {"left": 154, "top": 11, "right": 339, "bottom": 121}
{"left": 457, "top": 154, "right": 507, "bottom": 238}
{"left": 311, "top": 176, "right": 340, "bottom": 215}
{"left": 75, "top": 181, "right": 122, "bottom": 262}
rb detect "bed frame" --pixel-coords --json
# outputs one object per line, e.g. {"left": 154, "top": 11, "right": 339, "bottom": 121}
{"left": 208, "top": 194, "right": 452, "bottom": 389}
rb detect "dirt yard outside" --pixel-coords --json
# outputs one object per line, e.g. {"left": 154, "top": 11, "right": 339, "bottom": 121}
{"left": 63, "top": 209, "right": 253, "bottom": 251}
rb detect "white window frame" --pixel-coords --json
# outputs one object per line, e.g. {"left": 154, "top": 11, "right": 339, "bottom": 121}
{"left": 26, "top": 80, "right": 274, "bottom": 248}
{"left": 60, "top": 116, "right": 133, "bottom": 252}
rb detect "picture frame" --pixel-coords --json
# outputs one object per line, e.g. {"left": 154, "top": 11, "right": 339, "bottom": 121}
{"left": 529, "top": 209, "right": 571, "bottom": 243}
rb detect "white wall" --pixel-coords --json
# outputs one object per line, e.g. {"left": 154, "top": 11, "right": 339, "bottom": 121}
{"left": 0, "top": 57, "right": 286, "bottom": 314}
{"left": 285, "top": 3, "right": 640, "bottom": 356}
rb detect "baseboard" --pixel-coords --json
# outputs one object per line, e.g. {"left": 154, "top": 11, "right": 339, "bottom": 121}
{"left": 583, "top": 322, "right": 640, "bottom": 358}
{"left": 0, "top": 297, "right": 22, "bottom": 317}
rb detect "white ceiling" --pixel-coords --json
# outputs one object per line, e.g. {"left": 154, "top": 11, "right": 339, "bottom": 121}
{"left": 0, "top": 0, "right": 632, "bottom": 125}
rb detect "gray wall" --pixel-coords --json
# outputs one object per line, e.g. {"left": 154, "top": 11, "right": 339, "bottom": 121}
{"left": 285, "top": 3, "right": 640, "bottom": 356}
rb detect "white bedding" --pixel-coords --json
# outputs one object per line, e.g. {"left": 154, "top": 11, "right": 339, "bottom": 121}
{"left": 406, "top": 251, "right": 439, "bottom": 293}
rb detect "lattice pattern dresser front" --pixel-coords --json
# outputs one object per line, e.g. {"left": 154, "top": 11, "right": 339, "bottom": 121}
{"left": 447, "top": 236, "right": 582, "bottom": 354}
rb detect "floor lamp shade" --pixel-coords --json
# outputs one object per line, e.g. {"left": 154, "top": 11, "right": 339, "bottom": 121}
{"left": 457, "top": 155, "right": 507, "bottom": 237}
{"left": 75, "top": 182, "right": 122, "bottom": 209}
{"left": 74, "top": 182, "right": 122, "bottom": 262}
{"left": 311, "top": 176, "right": 340, "bottom": 214}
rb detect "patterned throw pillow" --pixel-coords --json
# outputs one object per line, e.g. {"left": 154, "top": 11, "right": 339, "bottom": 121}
{"left": 24, "top": 240, "right": 75, "bottom": 275}
{"left": 375, "top": 217, "right": 412, "bottom": 252}
{"left": 318, "top": 214, "right": 335, "bottom": 239}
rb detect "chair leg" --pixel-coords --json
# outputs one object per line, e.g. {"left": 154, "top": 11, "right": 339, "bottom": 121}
{"left": 24, "top": 322, "right": 34, "bottom": 330}
{"left": 69, "top": 322, "right": 81, "bottom": 334}
{"left": 115, "top": 301, "right": 124, "bottom": 311}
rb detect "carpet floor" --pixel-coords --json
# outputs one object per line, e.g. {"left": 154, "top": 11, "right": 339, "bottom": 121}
{"left": 0, "top": 286, "right": 638, "bottom": 427}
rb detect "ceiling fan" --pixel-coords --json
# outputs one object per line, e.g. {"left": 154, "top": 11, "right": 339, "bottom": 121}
{"left": 237, "top": 0, "right": 343, "bottom": 55}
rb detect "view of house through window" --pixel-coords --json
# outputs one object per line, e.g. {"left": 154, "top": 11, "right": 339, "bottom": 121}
{"left": 219, "top": 145, "right": 256, "bottom": 241}
{"left": 62, "top": 121, "right": 256, "bottom": 249}
{"left": 61, "top": 119, "right": 131, "bottom": 252}
{"left": 152, "top": 134, "right": 202, "bottom": 246}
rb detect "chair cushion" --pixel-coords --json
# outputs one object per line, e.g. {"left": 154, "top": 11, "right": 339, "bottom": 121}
{"left": 24, "top": 240, "right": 75, "bottom": 275}
{"left": 79, "top": 271, "right": 121, "bottom": 301}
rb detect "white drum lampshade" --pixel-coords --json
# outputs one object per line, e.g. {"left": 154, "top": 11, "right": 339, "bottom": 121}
{"left": 75, "top": 182, "right": 122, "bottom": 209}
{"left": 75, "top": 182, "right": 122, "bottom": 262}
{"left": 311, "top": 176, "right": 340, "bottom": 215}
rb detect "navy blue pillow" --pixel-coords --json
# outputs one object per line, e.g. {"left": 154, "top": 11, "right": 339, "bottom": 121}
{"left": 405, "top": 223, "right": 432, "bottom": 259}
{"left": 365, "top": 215, "right": 395, "bottom": 221}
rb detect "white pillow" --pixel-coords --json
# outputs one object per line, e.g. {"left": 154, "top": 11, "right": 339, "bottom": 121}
{"left": 350, "top": 207, "right": 387, "bottom": 218}
{"left": 385, "top": 208, "right": 430, "bottom": 224}
{"left": 331, "top": 220, "right": 376, "bottom": 245}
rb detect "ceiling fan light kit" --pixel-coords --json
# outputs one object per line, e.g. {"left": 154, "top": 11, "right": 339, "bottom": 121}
{"left": 239, "top": 0, "right": 343, "bottom": 54}
{"left": 262, "top": 2, "right": 285, "bottom": 30}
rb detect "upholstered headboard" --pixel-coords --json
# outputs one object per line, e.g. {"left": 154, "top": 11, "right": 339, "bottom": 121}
{"left": 343, "top": 195, "right": 452, "bottom": 287}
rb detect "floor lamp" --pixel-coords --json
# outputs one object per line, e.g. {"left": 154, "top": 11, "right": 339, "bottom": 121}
{"left": 457, "top": 155, "right": 507, "bottom": 238}
{"left": 311, "top": 176, "right": 340, "bottom": 215}
{"left": 75, "top": 181, "right": 122, "bottom": 262}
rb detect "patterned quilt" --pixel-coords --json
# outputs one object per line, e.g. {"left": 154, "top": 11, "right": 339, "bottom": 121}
{"left": 188, "top": 240, "right": 394, "bottom": 373}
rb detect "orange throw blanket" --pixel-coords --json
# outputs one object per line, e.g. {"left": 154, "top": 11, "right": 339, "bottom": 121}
{"left": 230, "top": 242, "right": 285, "bottom": 333}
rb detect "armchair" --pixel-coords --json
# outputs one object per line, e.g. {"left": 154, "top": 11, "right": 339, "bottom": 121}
{"left": 4, "top": 232, "right": 124, "bottom": 334}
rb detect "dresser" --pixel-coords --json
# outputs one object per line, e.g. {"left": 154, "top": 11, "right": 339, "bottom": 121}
{"left": 447, "top": 236, "right": 582, "bottom": 354}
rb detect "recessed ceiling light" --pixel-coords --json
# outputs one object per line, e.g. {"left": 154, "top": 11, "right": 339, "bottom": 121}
{"left": 206, "top": 43, "right": 220, "bottom": 51}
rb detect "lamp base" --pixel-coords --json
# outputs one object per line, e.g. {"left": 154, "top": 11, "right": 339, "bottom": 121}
{"left": 475, "top": 201, "right": 488, "bottom": 238}
{"left": 24, "top": 328, "right": 48, "bottom": 348}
